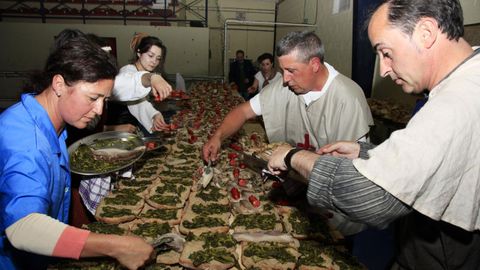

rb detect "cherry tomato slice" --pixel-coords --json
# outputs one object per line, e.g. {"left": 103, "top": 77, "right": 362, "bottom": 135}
{"left": 228, "top": 152, "right": 238, "bottom": 160}
{"left": 230, "top": 187, "right": 240, "bottom": 200}
{"left": 229, "top": 143, "right": 242, "bottom": 151}
{"left": 248, "top": 195, "right": 260, "bottom": 208}
{"left": 146, "top": 142, "right": 156, "bottom": 150}
{"left": 188, "top": 135, "right": 198, "bottom": 144}
{"left": 238, "top": 178, "right": 248, "bottom": 187}
{"left": 233, "top": 168, "right": 240, "bottom": 179}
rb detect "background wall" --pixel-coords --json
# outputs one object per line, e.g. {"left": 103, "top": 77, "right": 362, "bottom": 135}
{"left": 0, "top": 0, "right": 478, "bottom": 109}
{"left": 0, "top": 22, "right": 208, "bottom": 107}
{"left": 275, "top": 0, "right": 353, "bottom": 77}
{"left": 0, "top": 23, "right": 208, "bottom": 74}
{"left": 204, "top": 0, "right": 277, "bottom": 77}
{"left": 462, "top": 0, "right": 480, "bottom": 25}
{"left": 0, "top": 0, "right": 278, "bottom": 107}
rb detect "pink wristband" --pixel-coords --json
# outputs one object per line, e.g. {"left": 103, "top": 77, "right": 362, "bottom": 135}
{"left": 52, "top": 226, "right": 90, "bottom": 259}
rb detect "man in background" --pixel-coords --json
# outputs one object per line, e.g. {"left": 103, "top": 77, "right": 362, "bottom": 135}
{"left": 228, "top": 49, "right": 256, "bottom": 100}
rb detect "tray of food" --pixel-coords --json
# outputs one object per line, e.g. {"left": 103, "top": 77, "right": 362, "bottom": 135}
{"left": 68, "top": 131, "right": 146, "bottom": 176}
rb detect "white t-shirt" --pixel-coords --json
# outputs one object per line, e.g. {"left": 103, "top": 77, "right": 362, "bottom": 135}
{"left": 111, "top": 64, "right": 160, "bottom": 132}
{"left": 112, "top": 64, "right": 150, "bottom": 101}
{"left": 353, "top": 49, "right": 480, "bottom": 231}
{"left": 254, "top": 71, "right": 282, "bottom": 93}
{"left": 249, "top": 62, "right": 339, "bottom": 115}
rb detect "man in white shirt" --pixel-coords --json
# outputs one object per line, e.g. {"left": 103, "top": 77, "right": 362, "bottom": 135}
{"left": 268, "top": 1, "right": 480, "bottom": 268}
{"left": 203, "top": 31, "right": 373, "bottom": 235}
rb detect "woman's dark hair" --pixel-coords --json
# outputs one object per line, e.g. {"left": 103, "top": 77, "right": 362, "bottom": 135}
{"left": 257, "top": 53, "right": 274, "bottom": 64}
{"left": 132, "top": 36, "right": 167, "bottom": 73}
{"left": 369, "top": 0, "right": 464, "bottom": 41}
{"left": 28, "top": 29, "right": 118, "bottom": 94}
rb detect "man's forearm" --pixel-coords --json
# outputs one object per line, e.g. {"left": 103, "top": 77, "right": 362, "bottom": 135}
{"left": 214, "top": 103, "right": 255, "bottom": 142}
{"left": 288, "top": 149, "right": 319, "bottom": 180}
{"left": 307, "top": 155, "right": 411, "bottom": 228}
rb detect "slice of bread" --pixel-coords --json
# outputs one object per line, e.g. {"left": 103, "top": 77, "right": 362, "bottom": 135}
{"left": 190, "top": 187, "right": 230, "bottom": 205}
{"left": 145, "top": 181, "right": 190, "bottom": 209}
{"left": 280, "top": 207, "right": 341, "bottom": 242}
{"left": 127, "top": 219, "right": 173, "bottom": 243}
{"left": 82, "top": 222, "right": 127, "bottom": 235}
{"left": 99, "top": 189, "right": 145, "bottom": 212}
{"left": 179, "top": 233, "right": 238, "bottom": 270}
{"left": 240, "top": 241, "right": 300, "bottom": 270}
{"left": 179, "top": 209, "right": 230, "bottom": 236}
{"left": 94, "top": 188, "right": 145, "bottom": 224}
{"left": 156, "top": 250, "right": 181, "bottom": 265}
{"left": 94, "top": 205, "right": 137, "bottom": 224}
{"left": 231, "top": 213, "right": 283, "bottom": 234}
{"left": 297, "top": 241, "right": 366, "bottom": 270}
{"left": 138, "top": 204, "right": 183, "bottom": 225}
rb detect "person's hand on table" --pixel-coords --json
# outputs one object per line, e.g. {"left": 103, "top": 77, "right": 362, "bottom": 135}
{"left": 267, "top": 145, "right": 294, "bottom": 175}
{"left": 151, "top": 113, "right": 169, "bottom": 131}
{"left": 316, "top": 141, "right": 360, "bottom": 159}
{"left": 110, "top": 235, "right": 154, "bottom": 270}
{"left": 202, "top": 136, "right": 221, "bottom": 163}
{"left": 150, "top": 74, "right": 172, "bottom": 101}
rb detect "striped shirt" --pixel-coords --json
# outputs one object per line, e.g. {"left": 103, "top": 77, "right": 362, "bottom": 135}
{"left": 307, "top": 142, "right": 411, "bottom": 229}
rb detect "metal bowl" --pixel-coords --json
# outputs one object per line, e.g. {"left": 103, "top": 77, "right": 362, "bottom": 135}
{"left": 68, "top": 131, "right": 146, "bottom": 176}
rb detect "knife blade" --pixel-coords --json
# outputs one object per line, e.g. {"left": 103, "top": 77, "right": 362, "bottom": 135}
{"left": 199, "top": 159, "right": 213, "bottom": 189}
{"left": 234, "top": 151, "right": 285, "bottom": 182}
{"left": 239, "top": 151, "right": 268, "bottom": 173}
{"left": 236, "top": 150, "right": 307, "bottom": 184}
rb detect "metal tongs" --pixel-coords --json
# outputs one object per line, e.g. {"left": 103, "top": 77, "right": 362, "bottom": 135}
{"left": 151, "top": 236, "right": 174, "bottom": 251}
{"left": 199, "top": 160, "right": 214, "bottom": 189}
{"left": 261, "top": 168, "right": 285, "bottom": 183}
{"left": 150, "top": 233, "right": 186, "bottom": 252}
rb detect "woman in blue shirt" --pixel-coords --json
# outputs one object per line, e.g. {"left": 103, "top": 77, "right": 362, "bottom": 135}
{"left": 0, "top": 29, "right": 153, "bottom": 270}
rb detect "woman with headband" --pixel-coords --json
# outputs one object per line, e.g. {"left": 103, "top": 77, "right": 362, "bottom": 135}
{"left": 109, "top": 33, "right": 172, "bottom": 133}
